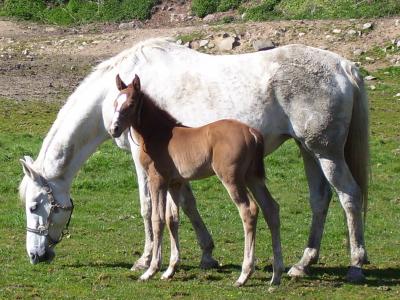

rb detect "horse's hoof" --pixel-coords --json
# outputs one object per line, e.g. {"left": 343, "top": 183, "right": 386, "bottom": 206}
{"left": 270, "top": 276, "right": 281, "bottom": 286}
{"left": 131, "top": 259, "right": 151, "bottom": 271}
{"left": 200, "top": 257, "right": 219, "bottom": 269}
{"left": 288, "top": 265, "right": 308, "bottom": 277}
{"left": 346, "top": 266, "right": 365, "bottom": 283}
{"left": 234, "top": 280, "right": 244, "bottom": 288}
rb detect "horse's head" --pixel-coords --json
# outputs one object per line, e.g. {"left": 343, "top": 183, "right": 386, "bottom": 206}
{"left": 109, "top": 74, "right": 142, "bottom": 138}
{"left": 19, "top": 156, "right": 73, "bottom": 264}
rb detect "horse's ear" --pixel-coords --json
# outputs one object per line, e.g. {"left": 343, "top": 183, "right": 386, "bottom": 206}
{"left": 20, "top": 157, "right": 42, "bottom": 184}
{"left": 116, "top": 74, "right": 127, "bottom": 91}
{"left": 132, "top": 74, "right": 141, "bottom": 92}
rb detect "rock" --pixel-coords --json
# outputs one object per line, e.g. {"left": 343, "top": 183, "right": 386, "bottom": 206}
{"left": 203, "top": 14, "right": 217, "bottom": 23}
{"left": 216, "top": 37, "right": 236, "bottom": 51}
{"left": 353, "top": 49, "right": 364, "bottom": 56}
{"left": 369, "top": 85, "right": 376, "bottom": 90}
{"left": 45, "top": 27, "right": 57, "bottom": 33}
{"left": 252, "top": 39, "right": 275, "bottom": 51}
{"left": 208, "top": 42, "right": 215, "bottom": 49}
{"left": 118, "top": 20, "right": 143, "bottom": 30}
{"left": 22, "top": 49, "right": 29, "bottom": 56}
{"left": 184, "top": 42, "right": 190, "bottom": 48}
{"left": 365, "top": 75, "right": 376, "bottom": 81}
{"left": 362, "top": 22, "right": 373, "bottom": 30}
{"left": 298, "top": 32, "right": 305, "bottom": 37}
{"left": 332, "top": 29, "right": 342, "bottom": 34}
{"left": 396, "top": 19, "right": 400, "bottom": 26}
{"left": 347, "top": 29, "right": 357, "bottom": 35}
{"left": 199, "top": 39, "right": 209, "bottom": 47}
{"left": 176, "top": 39, "right": 183, "bottom": 45}
{"left": 395, "top": 93, "right": 400, "bottom": 97}
{"left": 365, "top": 57, "right": 375, "bottom": 62}
{"left": 189, "top": 40, "right": 200, "bottom": 50}
{"left": 241, "top": 13, "right": 247, "bottom": 20}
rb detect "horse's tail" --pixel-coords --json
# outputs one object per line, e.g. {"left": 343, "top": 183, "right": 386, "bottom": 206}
{"left": 249, "top": 127, "right": 266, "bottom": 180}
{"left": 342, "top": 61, "right": 369, "bottom": 223}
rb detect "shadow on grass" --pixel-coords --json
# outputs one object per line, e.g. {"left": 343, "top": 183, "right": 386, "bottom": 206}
{"left": 261, "top": 265, "right": 400, "bottom": 287}
{"left": 62, "top": 261, "right": 133, "bottom": 269}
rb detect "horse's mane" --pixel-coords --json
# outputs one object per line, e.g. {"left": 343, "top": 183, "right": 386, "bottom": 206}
{"left": 19, "top": 37, "right": 178, "bottom": 202}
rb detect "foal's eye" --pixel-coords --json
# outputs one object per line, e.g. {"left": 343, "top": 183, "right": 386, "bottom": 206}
{"left": 29, "top": 204, "right": 37, "bottom": 213}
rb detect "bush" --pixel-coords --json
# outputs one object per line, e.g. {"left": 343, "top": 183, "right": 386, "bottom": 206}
{"left": 243, "top": 0, "right": 400, "bottom": 21}
{"left": 191, "top": 0, "right": 219, "bottom": 17}
{"left": 2, "top": 0, "right": 46, "bottom": 21}
{"left": 0, "top": 0, "right": 157, "bottom": 25}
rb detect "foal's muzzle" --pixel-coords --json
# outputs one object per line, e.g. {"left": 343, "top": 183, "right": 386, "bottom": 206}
{"left": 109, "top": 124, "right": 122, "bottom": 138}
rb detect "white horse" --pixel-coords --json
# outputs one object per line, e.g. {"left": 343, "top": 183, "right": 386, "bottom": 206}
{"left": 19, "top": 37, "right": 369, "bottom": 283}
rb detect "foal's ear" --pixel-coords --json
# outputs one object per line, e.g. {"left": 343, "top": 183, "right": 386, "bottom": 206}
{"left": 116, "top": 74, "right": 127, "bottom": 91}
{"left": 132, "top": 74, "right": 141, "bottom": 92}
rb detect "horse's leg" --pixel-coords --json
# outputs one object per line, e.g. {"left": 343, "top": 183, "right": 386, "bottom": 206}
{"left": 161, "top": 186, "right": 181, "bottom": 280}
{"left": 129, "top": 146, "right": 153, "bottom": 271}
{"left": 139, "top": 176, "right": 167, "bottom": 281}
{"left": 179, "top": 184, "right": 219, "bottom": 269}
{"left": 288, "top": 145, "right": 332, "bottom": 277}
{"left": 222, "top": 181, "right": 258, "bottom": 287}
{"left": 247, "top": 179, "right": 284, "bottom": 286}
{"left": 317, "top": 155, "right": 367, "bottom": 282}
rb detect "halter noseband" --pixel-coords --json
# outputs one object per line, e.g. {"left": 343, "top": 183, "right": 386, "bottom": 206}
{"left": 26, "top": 176, "right": 74, "bottom": 247}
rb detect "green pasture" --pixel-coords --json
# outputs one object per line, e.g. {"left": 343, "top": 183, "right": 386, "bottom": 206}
{"left": 0, "top": 67, "right": 399, "bottom": 299}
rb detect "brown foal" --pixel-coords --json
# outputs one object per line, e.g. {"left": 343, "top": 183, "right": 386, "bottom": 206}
{"left": 109, "top": 74, "right": 284, "bottom": 286}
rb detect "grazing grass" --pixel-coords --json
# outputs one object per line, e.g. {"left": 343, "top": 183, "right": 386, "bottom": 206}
{"left": 1, "top": 67, "right": 400, "bottom": 298}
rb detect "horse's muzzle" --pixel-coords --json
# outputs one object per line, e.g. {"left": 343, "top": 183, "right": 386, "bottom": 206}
{"left": 29, "top": 249, "right": 55, "bottom": 264}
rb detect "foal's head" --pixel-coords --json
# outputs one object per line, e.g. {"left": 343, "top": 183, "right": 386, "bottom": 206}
{"left": 109, "top": 74, "right": 143, "bottom": 138}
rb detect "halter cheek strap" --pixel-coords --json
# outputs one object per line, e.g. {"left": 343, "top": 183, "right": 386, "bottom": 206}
{"left": 26, "top": 176, "right": 74, "bottom": 247}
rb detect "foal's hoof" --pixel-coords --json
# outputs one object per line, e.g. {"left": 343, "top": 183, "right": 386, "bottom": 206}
{"left": 346, "top": 266, "right": 365, "bottom": 283}
{"left": 288, "top": 265, "right": 309, "bottom": 277}
{"left": 200, "top": 257, "right": 219, "bottom": 270}
{"left": 131, "top": 258, "right": 151, "bottom": 271}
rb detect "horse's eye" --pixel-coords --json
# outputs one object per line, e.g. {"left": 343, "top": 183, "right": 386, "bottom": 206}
{"left": 29, "top": 204, "right": 37, "bottom": 213}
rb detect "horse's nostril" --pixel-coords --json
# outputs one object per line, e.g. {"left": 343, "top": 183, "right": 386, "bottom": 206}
{"left": 29, "top": 252, "right": 39, "bottom": 264}
{"left": 114, "top": 125, "right": 119, "bottom": 132}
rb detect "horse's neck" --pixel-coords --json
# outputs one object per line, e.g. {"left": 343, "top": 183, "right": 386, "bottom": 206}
{"left": 35, "top": 87, "right": 109, "bottom": 189}
{"left": 134, "top": 93, "right": 178, "bottom": 140}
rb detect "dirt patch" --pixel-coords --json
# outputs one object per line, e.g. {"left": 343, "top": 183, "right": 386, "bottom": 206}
{"left": 0, "top": 16, "right": 399, "bottom": 102}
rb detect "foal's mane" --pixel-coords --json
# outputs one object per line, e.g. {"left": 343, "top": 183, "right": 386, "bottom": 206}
{"left": 138, "top": 90, "right": 184, "bottom": 130}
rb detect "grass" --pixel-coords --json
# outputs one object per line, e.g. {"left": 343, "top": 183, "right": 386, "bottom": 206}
{"left": 0, "top": 0, "right": 157, "bottom": 25}
{"left": 0, "top": 67, "right": 400, "bottom": 298}
{"left": 1, "top": 0, "right": 400, "bottom": 25}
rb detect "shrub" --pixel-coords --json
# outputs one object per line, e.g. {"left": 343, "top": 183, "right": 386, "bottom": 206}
{"left": 2, "top": 0, "right": 46, "bottom": 21}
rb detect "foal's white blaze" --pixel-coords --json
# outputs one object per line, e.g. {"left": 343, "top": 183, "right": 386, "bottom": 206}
{"left": 110, "top": 93, "right": 128, "bottom": 134}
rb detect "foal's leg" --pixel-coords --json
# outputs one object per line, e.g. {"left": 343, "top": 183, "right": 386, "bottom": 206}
{"left": 179, "top": 184, "right": 219, "bottom": 269}
{"left": 139, "top": 176, "right": 168, "bottom": 281}
{"left": 317, "top": 155, "right": 367, "bottom": 282}
{"left": 248, "top": 179, "right": 284, "bottom": 285}
{"left": 130, "top": 150, "right": 153, "bottom": 270}
{"left": 161, "top": 186, "right": 181, "bottom": 280}
{"left": 288, "top": 145, "right": 332, "bottom": 277}
{"left": 222, "top": 181, "right": 259, "bottom": 287}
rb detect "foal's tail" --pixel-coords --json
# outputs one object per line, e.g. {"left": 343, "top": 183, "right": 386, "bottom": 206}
{"left": 249, "top": 128, "right": 266, "bottom": 180}
{"left": 343, "top": 62, "right": 369, "bottom": 223}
